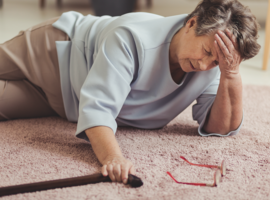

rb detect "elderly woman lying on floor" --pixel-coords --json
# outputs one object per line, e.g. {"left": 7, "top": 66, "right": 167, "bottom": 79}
{"left": 0, "top": 0, "right": 260, "bottom": 184}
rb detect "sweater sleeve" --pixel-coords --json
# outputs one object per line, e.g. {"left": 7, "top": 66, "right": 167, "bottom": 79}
{"left": 75, "top": 28, "right": 137, "bottom": 142}
{"left": 192, "top": 72, "right": 243, "bottom": 137}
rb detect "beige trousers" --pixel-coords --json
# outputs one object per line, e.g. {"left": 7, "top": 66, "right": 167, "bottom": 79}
{"left": 0, "top": 17, "right": 69, "bottom": 120}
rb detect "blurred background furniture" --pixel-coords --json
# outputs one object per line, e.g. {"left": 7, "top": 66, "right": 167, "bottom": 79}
{"left": 262, "top": 0, "right": 270, "bottom": 70}
{"left": 0, "top": 0, "right": 3, "bottom": 8}
{"left": 91, "top": 0, "right": 137, "bottom": 16}
{"left": 40, "top": 0, "right": 62, "bottom": 8}
{"left": 39, "top": 0, "right": 152, "bottom": 9}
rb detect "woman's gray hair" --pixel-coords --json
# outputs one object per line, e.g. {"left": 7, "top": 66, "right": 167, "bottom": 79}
{"left": 185, "top": 0, "right": 261, "bottom": 60}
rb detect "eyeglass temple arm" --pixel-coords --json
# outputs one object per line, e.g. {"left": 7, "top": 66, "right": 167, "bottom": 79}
{"left": 166, "top": 172, "right": 213, "bottom": 187}
{"left": 180, "top": 156, "right": 219, "bottom": 169}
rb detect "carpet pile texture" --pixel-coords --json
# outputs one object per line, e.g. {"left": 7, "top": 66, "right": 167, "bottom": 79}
{"left": 0, "top": 85, "right": 270, "bottom": 200}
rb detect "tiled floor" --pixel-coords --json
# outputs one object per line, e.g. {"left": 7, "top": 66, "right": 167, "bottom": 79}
{"left": 1, "top": 0, "right": 270, "bottom": 85}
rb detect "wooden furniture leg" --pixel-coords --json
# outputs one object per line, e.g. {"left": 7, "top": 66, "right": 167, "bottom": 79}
{"left": 146, "top": 0, "right": 152, "bottom": 8}
{"left": 262, "top": 0, "right": 270, "bottom": 70}
{"left": 40, "top": 0, "right": 45, "bottom": 8}
{"left": 40, "top": 0, "right": 62, "bottom": 8}
{"left": 57, "top": 0, "right": 62, "bottom": 7}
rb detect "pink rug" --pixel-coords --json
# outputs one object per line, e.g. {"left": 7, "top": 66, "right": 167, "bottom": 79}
{"left": 0, "top": 85, "right": 270, "bottom": 200}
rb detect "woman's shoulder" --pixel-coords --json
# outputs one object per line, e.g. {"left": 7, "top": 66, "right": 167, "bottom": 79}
{"left": 118, "top": 13, "right": 189, "bottom": 50}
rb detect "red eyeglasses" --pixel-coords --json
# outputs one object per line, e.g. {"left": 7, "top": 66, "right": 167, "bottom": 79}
{"left": 167, "top": 156, "right": 226, "bottom": 187}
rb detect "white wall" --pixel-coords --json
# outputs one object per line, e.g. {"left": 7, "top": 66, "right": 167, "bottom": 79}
{"left": 145, "top": 0, "right": 268, "bottom": 25}
{"left": 3, "top": 0, "right": 268, "bottom": 25}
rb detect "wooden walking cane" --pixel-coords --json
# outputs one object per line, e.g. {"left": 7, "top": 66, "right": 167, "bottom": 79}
{"left": 0, "top": 173, "right": 143, "bottom": 197}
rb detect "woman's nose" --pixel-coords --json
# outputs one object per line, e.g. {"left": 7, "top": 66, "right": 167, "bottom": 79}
{"left": 198, "top": 60, "right": 210, "bottom": 71}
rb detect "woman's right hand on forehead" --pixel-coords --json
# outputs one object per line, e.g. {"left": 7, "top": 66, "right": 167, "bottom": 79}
{"left": 214, "top": 29, "right": 243, "bottom": 79}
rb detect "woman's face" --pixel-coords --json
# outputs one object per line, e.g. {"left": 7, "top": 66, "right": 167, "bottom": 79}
{"left": 170, "top": 17, "right": 219, "bottom": 73}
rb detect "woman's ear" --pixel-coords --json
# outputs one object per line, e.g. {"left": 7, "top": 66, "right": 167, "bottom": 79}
{"left": 185, "top": 16, "right": 197, "bottom": 33}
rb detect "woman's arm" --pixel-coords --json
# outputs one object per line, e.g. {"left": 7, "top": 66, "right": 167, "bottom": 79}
{"left": 85, "top": 126, "right": 135, "bottom": 184}
{"left": 203, "top": 29, "right": 243, "bottom": 135}
{"left": 203, "top": 73, "right": 243, "bottom": 134}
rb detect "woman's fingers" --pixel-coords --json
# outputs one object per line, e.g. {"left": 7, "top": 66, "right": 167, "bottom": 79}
{"left": 214, "top": 39, "right": 223, "bottom": 59}
{"left": 107, "top": 164, "right": 116, "bottom": 182}
{"left": 216, "top": 30, "right": 234, "bottom": 53}
{"left": 101, "top": 165, "right": 108, "bottom": 176}
{"left": 215, "top": 33, "right": 230, "bottom": 57}
{"left": 122, "top": 162, "right": 136, "bottom": 184}
{"left": 102, "top": 157, "right": 135, "bottom": 184}
{"left": 121, "top": 164, "right": 129, "bottom": 184}
{"left": 130, "top": 164, "right": 136, "bottom": 175}
{"left": 214, "top": 29, "right": 242, "bottom": 77}
{"left": 113, "top": 164, "right": 122, "bottom": 182}
{"left": 225, "top": 29, "right": 238, "bottom": 48}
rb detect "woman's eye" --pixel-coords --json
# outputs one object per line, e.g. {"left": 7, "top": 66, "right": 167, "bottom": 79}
{"left": 204, "top": 49, "right": 211, "bottom": 56}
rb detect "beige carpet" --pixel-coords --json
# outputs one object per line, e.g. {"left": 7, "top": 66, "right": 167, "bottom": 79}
{"left": 0, "top": 85, "right": 270, "bottom": 200}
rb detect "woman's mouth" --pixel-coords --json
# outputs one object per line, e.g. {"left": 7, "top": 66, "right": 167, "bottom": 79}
{"left": 190, "top": 61, "right": 196, "bottom": 70}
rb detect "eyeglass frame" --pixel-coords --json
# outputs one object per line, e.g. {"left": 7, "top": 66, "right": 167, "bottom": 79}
{"left": 167, "top": 156, "right": 226, "bottom": 187}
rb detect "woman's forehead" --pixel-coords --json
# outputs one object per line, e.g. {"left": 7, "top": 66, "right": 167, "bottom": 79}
{"left": 201, "top": 34, "right": 219, "bottom": 58}
{"left": 201, "top": 33, "right": 216, "bottom": 48}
